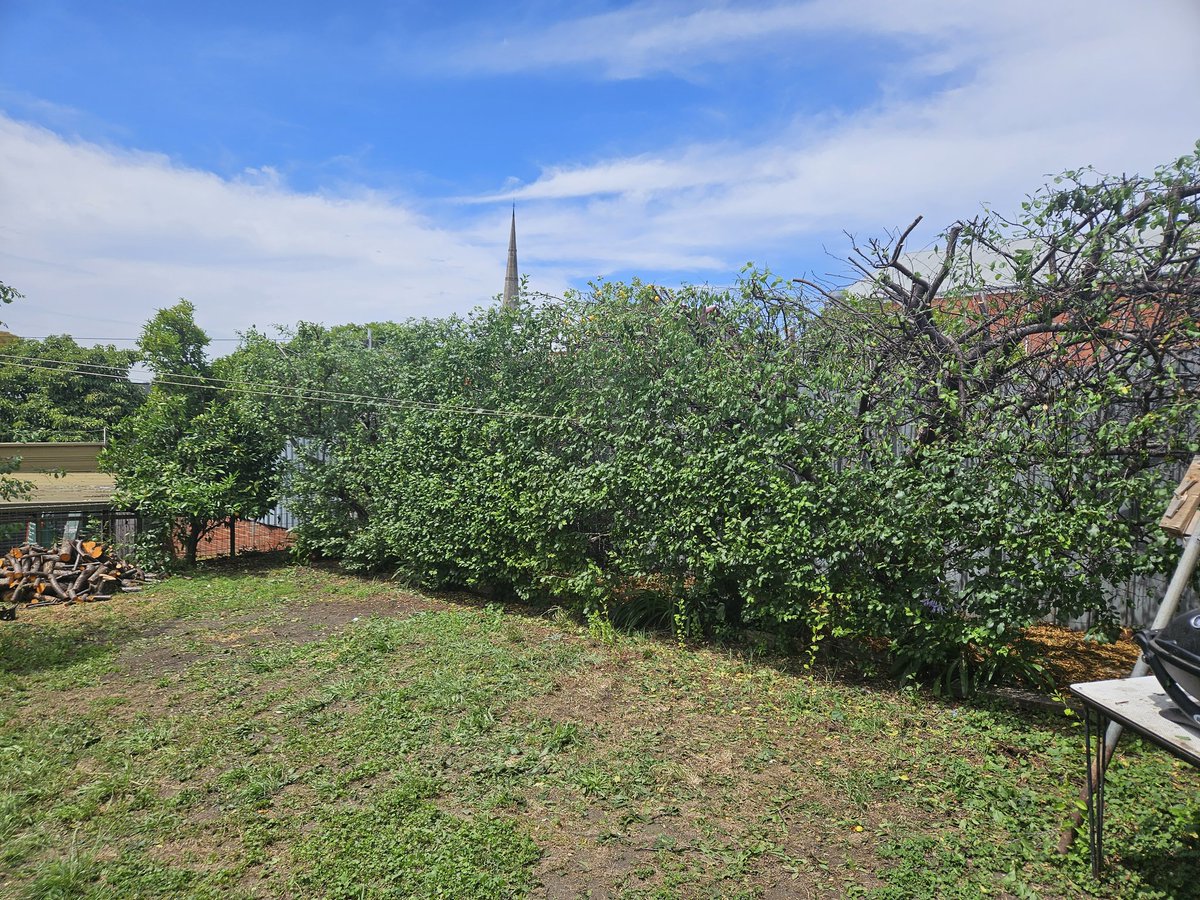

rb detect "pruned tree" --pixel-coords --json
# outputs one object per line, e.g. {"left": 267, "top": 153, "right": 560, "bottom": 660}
{"left": 784, "top": 145, "right": 1200, "bottom": 689}
{"left": 797, "top": 144, "right": 1200, "bottom": 456}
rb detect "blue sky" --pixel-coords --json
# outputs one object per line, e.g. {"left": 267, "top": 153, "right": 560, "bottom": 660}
{"left": 1, "top": 0, "right": 1198, "bottom": 344}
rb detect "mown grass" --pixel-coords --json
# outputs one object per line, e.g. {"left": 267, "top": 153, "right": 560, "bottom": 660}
{"left": 0, "top": 560, "right": 1197, "bottom": 898}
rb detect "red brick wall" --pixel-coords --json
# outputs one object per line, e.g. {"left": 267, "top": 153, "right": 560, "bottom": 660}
{"left": 174, "top": 519, "right": 294, "bottom": 560}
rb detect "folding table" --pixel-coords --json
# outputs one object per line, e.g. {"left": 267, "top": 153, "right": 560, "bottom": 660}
{"left": 1069, "top": 676, "right": 1200, "bottom": 876}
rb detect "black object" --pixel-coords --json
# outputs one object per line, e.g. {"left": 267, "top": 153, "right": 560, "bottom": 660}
{"left": 1135, "top": 610, "right": 1200, "bottom": 727}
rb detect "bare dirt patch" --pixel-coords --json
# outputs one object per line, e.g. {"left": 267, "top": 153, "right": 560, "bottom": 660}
{"left": 215, "top": 593, "right": 431, "bottom": 642}
{"left": 510, "top": 643, "right": 917, "bottom": 898}
{"left": 133, "top": 592, "right": 434, "bottom": 655}
{"left": 8, "top": 591, "right": 433, "bottom": 742}
{"left": 120, "top": 645, "right": 202, "bottom": 678}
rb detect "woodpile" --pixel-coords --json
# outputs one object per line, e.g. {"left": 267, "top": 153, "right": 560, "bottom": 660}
{"left": 1, "top": 540, "right": 146, "bottom": 608}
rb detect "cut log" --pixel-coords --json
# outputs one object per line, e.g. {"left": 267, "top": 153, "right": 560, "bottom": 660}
{"left": 45, "top": 574, "right": 67, "bottom": 600}
{"left": 2, "top": 540, "right": 145, "bottom": 611}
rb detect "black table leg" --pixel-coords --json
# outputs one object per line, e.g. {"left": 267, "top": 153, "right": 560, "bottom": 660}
{"left": 1084, "top": 705, "right": 1108, "bottom": 877}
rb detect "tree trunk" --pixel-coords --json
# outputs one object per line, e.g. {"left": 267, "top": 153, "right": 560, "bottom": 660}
{"left": 185, "top": 519, "right": 201, "bottom": 567}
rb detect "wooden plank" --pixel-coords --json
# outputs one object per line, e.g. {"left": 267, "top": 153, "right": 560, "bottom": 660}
{"left": 1161, "top": 456, "right": 1200, "bottom": 537}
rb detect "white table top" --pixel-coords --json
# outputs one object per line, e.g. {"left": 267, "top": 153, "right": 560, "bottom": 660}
{"left": 1070, "top": 676, "right": 1200, "bottom": 767}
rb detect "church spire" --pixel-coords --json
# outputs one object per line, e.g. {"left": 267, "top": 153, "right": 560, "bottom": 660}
{"left": 502, "top": 205, "right": 519, "bottom": 309}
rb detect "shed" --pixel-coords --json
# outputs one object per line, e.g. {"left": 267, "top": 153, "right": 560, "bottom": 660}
{"left": 0, "top": 442, "right": 131, "bottom": 550}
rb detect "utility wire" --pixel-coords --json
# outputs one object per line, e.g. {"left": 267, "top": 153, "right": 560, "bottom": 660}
{"left": 12, "top": 336, "right": 244, "bottom": 342}
{"left": 11, "top": 357, "right": 492, "bottom": 418}
{"left": 2, "top": 353, "right": 428, "bottom": 406}
{"left": 0, "top": 355, "right": 570, "bottom": 423}
{"left": 2, "top": 356, "right": 564, "bottom": 422}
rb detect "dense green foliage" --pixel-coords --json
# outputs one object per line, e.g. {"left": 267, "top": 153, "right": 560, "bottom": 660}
{"left": 234, "top": 291, "right": 845, "bottom": 642}
{"left": 0, "top": 335, "right": 144, "bottom": 442}
{"left": 103, "top": 301, "right": 282, "bottom": 566}
{"left": 229, "top": 150, "right": 1199, "bottom": 689}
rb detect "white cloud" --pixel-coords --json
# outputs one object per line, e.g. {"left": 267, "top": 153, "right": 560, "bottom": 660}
{"left": 0, "top": 117, "right": 514, "bottom": 341}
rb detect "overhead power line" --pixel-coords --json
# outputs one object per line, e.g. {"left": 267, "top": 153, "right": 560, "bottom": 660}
{"left": 12, "top": 336, "right": 245, "bottom": 343}
{"left": 3, "top": 357, "right": 467, "bottom": 415}
{"left": 0, "top": 354, "right": 569, "bottom": 423}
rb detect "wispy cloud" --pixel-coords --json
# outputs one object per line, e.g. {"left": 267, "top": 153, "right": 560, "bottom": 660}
{"left": 431, "top": 2, "right": 829, "bottom": 79}
{"left": 0, "top": 88, "right": 132, "bottom": 142}
{"left": 427, "top": 0, "right": 1136, "bottom": 80}
{"left": 465, "top": 147, "right": 748, "bottom": 203}
{"left": 461, "top": 0, "right": 1200, "bottom": 276}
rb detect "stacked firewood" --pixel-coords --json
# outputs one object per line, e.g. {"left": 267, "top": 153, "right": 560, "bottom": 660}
{"left": 1, "top": 540, "right": 146, "bottom": 607}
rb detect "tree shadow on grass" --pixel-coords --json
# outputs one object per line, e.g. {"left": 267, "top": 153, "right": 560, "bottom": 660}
{"left": 180, "top": 549, "right": 295, "bottom": 576}
{"left": 0, "top": 617, "right": 145, "bottom": 678}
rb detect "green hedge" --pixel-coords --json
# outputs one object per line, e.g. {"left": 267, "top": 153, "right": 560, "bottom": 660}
{"left": 230, "top": 271, "right": 1193, "bottom": 691}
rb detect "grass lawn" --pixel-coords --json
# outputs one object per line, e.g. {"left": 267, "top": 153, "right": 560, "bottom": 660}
{"left": 1, "top": 559, "right": 1198, "bottom": 899}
